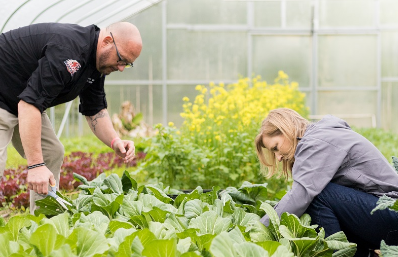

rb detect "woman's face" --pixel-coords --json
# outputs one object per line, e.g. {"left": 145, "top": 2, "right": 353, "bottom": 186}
{"left": 262, "top": 134, "right": 292, "bottom": 162}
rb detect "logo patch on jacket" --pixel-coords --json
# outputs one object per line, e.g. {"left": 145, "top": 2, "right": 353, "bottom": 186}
{"left": 64, "top": 59, "right": 81, "bottom": 76}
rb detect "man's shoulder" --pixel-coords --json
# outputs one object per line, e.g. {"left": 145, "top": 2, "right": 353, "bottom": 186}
{"left": 21, "top": 23, "right": 96, "bottom": 47}
{"left": 45, "top": 23, "right": 96, "bottom": 41}
{"left": 7, "top": 23, "right": 89, "bottom": 35}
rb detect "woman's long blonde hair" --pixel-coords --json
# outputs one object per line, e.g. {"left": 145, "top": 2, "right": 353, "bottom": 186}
{"left": 255, "top": 108, "right": 309, "bottom": 178}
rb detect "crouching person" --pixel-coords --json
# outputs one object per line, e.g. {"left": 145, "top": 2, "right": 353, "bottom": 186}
{"left": 255, "top": 108, "right": 398, "bottom": 256}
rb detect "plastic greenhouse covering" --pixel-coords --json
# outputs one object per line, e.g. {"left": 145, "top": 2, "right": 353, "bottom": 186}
{"left": 2, "top": 0, "right": 398, "bottom": 136}
{"left": 0, "top": 0, "right": 161, "bottom": 32}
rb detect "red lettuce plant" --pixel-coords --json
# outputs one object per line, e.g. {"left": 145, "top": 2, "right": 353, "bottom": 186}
{"left": 0, "top": 151, "right": 146, "bottom": 209}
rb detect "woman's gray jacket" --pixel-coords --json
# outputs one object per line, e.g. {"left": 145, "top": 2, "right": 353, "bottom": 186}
{"left": 260, "top": 115, "right": 398, "bottom": 226}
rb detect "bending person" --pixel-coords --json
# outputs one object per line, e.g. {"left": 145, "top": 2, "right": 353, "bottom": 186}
{"left": 0, "top": 22, "right": 142, "bottom": 213}
{"left": 255, "top": 108, "right": 398, "bottom": 256}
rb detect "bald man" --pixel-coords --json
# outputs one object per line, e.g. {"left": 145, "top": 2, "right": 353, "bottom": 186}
{"left": 0, "top": 22, "right": 142, "bottom": 213}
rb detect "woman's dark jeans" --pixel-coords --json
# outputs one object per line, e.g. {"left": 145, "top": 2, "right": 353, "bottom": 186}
{"left": 305, "top": 183, "right": 398, "bottom": 257}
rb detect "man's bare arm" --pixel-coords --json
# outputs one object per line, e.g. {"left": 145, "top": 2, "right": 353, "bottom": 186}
{"left": 85, "top": 109, "right": 135, "bottom": 163}
{"left": 85, "top": 109, "right": 118, "bottom": 147}
{"left": 18, "top": 100, "right": 55, "bottom": 194}
{"left": 18, "top": 101, "right": 43, "bottom": 164}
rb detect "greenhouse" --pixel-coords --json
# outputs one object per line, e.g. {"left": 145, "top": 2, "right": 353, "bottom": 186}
{"left": 1, "top": 0, "right": 398, "bottom": 256}
{"left": 2, "top": 0, "right": 398, "bottom": 136}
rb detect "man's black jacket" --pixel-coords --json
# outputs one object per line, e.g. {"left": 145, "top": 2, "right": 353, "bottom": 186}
{"left": 0, "top": 23, "right": 107, "bottom": 116}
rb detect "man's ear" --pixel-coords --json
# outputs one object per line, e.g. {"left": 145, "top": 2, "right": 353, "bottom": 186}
{"left": 101, "top": 35, "right": 113, "bottom": 48}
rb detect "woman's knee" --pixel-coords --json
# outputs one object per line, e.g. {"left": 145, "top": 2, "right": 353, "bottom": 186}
{"left": 307, "top": 183, "right": 342, "bottom": 209}
{"left": 305, "top": 183, "right": 350, "bottom": 235}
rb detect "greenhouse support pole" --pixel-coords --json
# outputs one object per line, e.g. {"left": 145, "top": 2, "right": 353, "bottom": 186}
{"left": 247, "top": 1, "right": 253, "bottom": 82}
{"left": 281, "top": 0, "right": 286, "bottom": 29}
{"left": 78, "top": 108, "right": 83, "bottom": 137}
{"left": 149, "top": 56, "right": 154, "bottom": 126}
{"left": 136, "top": 86, "right": 140, "bottom": 113}
{"left": 50, "top": 107, "right": 55, "bottom": 129}
{"left": 57, "top": 100, "right": 73, "bottom": 138}
{"left": 375, "top": 0, "right": 381, "bottom": 128}
{"left": 311, "top": 0, "right": 319, "bottom": 116}
{"left": 162, "top": 0, "right": 167, "bottom": 125}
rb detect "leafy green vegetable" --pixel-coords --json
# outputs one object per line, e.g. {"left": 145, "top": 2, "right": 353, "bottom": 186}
{"left": 142, "top": 238, "right": 177, "bottom": 257}
{"left": 104, "top": 174, "right": 124, "bottom": 194}
{"left": 371, "top": 195, "right": 398, "bottom": 214}
{"left": 43, "top": 212, "right": 70, "bottom": 238}
{"left": 92, "top": 188, "right": 124, "bottom": 218}
{"left": 189, "top": 211, "right": 232, "bottom": 235}
{"left": 0, "top": 172, "right": 356, "bottom": 257}
{"left": 380, "top": 240, "right": 398, "bottom": 257}
{"left": 30, "top": 224, "right": 59, "bottom": 256}
{"left": 68, "top": 227, "right": 108, "bottom": 257}
{"left": 0, "top": 232, "right": 20, "bottom": 257}
{"left": 121, "top": 170, "right": 138, "bottom": 192}
{"left": 392, "top": 156, "right": 398, "bottom": 172}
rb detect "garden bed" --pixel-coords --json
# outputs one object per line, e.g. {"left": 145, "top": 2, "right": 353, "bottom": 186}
{"left": 0, "top": 171, "right": 358, "bottom": 256}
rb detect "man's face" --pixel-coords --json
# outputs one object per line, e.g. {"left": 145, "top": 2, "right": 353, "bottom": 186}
{"left": 96, "top": 47, "right": 125, "bottom": 75}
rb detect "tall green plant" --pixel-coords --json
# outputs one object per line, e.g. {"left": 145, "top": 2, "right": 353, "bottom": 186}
{"left": 134, "top": 124, "right": 213, "bottom": 189}
{"left": 179, "top": 72, "right": 308, "bottom": 187}
{"left": 135, "top": 73, "right": 307, "bottom": 189}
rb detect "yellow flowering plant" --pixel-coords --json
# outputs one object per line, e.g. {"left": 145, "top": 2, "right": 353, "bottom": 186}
{"left": 181, "top": 71, "right": 308, "bottom": 140}
{"left": 135, "top": 72, "right": 308, "bottom": 190}
{"left": 177, "top": 72, "right": 308, "bottom": 187}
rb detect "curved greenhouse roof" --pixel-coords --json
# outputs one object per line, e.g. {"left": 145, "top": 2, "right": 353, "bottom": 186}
{"left": 0, "top": 0, "right": 161, "bottom": 33}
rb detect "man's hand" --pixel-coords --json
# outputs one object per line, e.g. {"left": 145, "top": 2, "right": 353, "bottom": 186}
{"left": 27, "top": 166, "right": 56, "bottom": 195}
{"left": 113, "top": 139, "right": 135, "bottom": 163}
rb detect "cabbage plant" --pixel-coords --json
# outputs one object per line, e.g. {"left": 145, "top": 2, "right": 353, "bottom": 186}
{"left": 0, "top": 171, "right": 357, "bottom": 257}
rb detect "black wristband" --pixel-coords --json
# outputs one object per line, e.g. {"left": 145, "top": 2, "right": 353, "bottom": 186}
{"left": 28, "top": 162, "right": 46, "bottom": 170}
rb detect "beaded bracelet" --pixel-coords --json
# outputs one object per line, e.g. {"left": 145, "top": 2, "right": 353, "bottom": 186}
{"left": 28, "top": 162, "right": 46, "bottom": 170}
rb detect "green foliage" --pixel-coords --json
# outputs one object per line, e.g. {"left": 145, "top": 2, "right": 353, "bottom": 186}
{"left": 371, "top": 158, "right": 398, "bottom": 214}
{"left": 5, "top": 146, "right": 27, "bottom": 168}
{"left": 260, "top": 202, "right": 357, "bottom": 257}
{"left": 134, "top": 124, "right": 287, "bottom": 192}
{"left": 122, "top": 112, "right": 144, "bottom": 131}
{"left": 371, "top": 195, "right": 398, "bottom": 215}
{"left": 352, "top": 127, "right": 398, "bottom": 163}
{"left": 131, "top": 74, "right": 308, "bottom": 190}
{"left": 393, "top": 156, "right": 398, "bottom": 172}
{"left": 61, "top": 135, "right": 148, "bottom": 156}
{"left": 371, "top": 159, "right": 398, "bottom": 256}
{"left": 134, "top": 125, "right": 213, "bottom": 189}
{"left": 61, "top": 136, "right": 111, "bottom": 156}
{"left": 0, "top": 172, "right": 356, "bottom": 257}
{"left": 380, "top": 240, "right": 398, "bottom": 257}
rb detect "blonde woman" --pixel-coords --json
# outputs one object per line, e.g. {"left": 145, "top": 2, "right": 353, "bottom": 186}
{"left": 255, "top": 108, "right": 398, "bottom": 256}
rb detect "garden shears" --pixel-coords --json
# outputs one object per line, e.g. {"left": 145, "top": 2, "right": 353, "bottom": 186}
{"left": 47, "top": 184, "right": 72, "bottom": 210}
